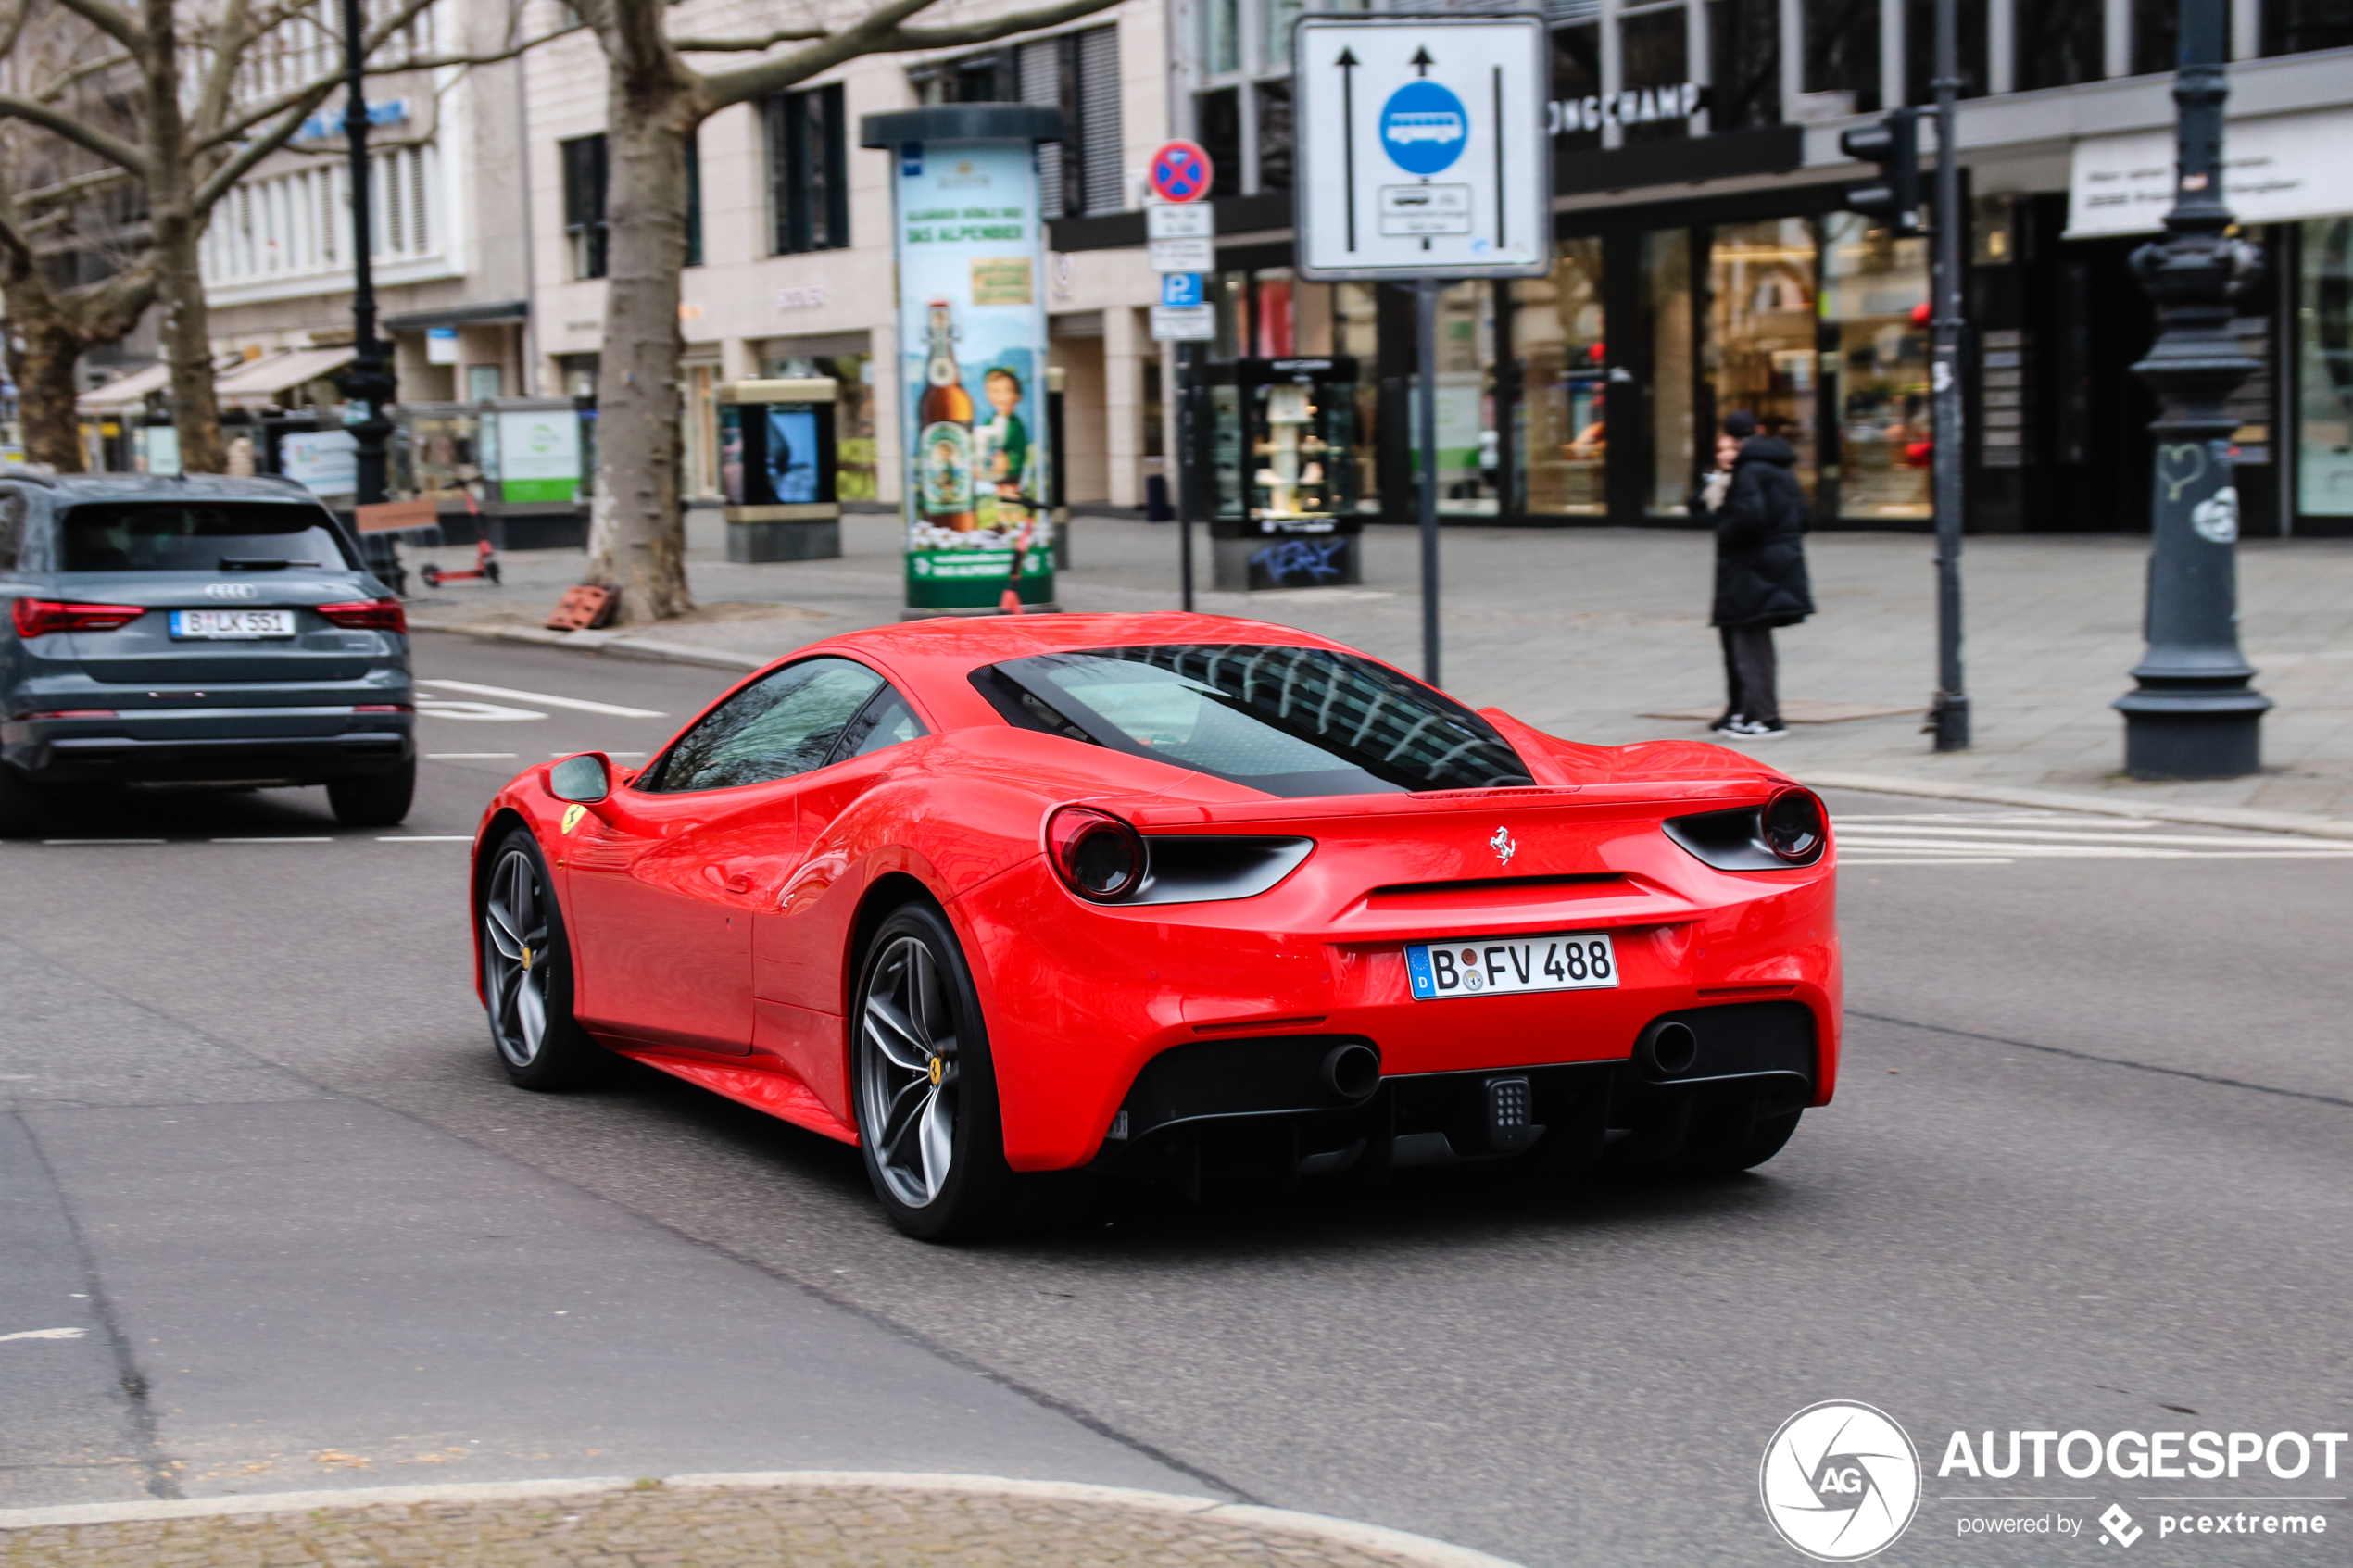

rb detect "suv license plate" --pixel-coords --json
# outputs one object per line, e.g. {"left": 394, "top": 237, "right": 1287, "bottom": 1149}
{"left": 170, "top": 608, "right": 295, "bottom": 639}
{"left": 1405, "top": 932, "right": 1618, "bottom": 999}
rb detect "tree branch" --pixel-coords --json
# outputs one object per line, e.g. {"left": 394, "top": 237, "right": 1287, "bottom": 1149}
{"left": 0, "top": 93, "right": 151, "bottom": 177}
{"left": 190, "top": 76, "right": 339, "bottom": 212}
{"left": 0, "top": 0, "right": 35, "bottom": 64}
{"left": 33, "top": 46, "right": 136, "bottom": 104}
{"left": 15, "top": 165, "right": 137, "bottom": 212}
{"left": 700, "top": 0, "right": 941, "bottom": 109}
{"left": 878, "top": 0, "right": 1126, "bottom": 56}
{"left": 670, "top": 27, "right": 826, "bottom": 53}
{"left": 48, "top": 0, "right": 139, "bottom": 50}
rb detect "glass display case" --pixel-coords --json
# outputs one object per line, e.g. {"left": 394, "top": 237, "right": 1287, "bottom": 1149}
{"left": 1205, "top": 356, "right": 1364, "bottom": 590}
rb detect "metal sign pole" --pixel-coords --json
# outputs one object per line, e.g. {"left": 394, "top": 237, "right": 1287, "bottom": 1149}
{"left": 1927, "top": 0, "right": 1970, "bottom": 749}
{"left": 1416, "top": 278, "right": 1441, "bottom": 686}
{"left": 1178, "top": 339, "right": 1202, "bottom": 613}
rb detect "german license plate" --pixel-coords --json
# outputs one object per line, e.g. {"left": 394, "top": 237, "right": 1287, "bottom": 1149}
{"left": 170, "top": 608, "right": 295, "bottom": 639}
{"left": 1405, "top": 932, "right": 1618, "bottom": 999}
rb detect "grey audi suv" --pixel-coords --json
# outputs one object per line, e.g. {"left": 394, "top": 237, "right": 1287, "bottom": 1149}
{"left": 0, "top": 470, "right": 414, "bottom": 834}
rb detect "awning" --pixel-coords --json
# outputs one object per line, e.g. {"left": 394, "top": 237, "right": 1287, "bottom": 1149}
{"left": 75, "top": 362, "right": 171, "bottom": 413}
{"left": 213, "top": 346, "right": 356, "bottom": 408}
{"left": 382, "top": 299, "right": 528, "bottom": 332}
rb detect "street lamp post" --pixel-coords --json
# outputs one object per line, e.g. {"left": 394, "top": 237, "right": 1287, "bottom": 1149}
{"left": 334, "top": 0, "right": 396, "bottom": 510}
{"left": 1926, "top": 0, "right": 1968, "bottom": 751}
{"left": 2114, "top": 0, "right": 2270, "bottom": 777}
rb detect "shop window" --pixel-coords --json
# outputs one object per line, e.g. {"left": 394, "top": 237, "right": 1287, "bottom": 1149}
{"left": 1821, "top": 212, "right": 1931, "bottom": 520}
{"left": 1413, "top": 282, "right": 1505, "bottom": 516}
{"left": 767, "top": 84, "right": 848, "bottom": 255}
{"left": 1207, "top": 0, "right": 1240, "bottom": 76}
{"left": 1906, "top": 0, "right": 1986, "bottom": 103}
{"left": 560, "top": 133, "right": 607, "bottom": 281}
{"left": 2015, "top": 0, "right": 2104, "bottom": 90}
{"left": 2129, "top": 1, "right": 2177, "bottom": 77}
{"left": 1803, "top": 0, "right": 1881, "bottom": 114}
{"left": 1618, "top": 6, "right": 1691, "bottom": 143}
{"left": 1550, "top": 24, "right": 1603, "bottom": 151}
{"left": 2264, "top": 1, "right": 2353, "bottom": 56}
{"left": 2296, "top": 219, "right": 2353, "bottom": 518}
{"left": 1707, "top": 0, "right": 1780, "bottom": 131}
{"left": 1514, "top": 239, "right": 1607, "bottom": 519}
{"left": 1707, "top": 220, "right": 1819, "bottom": 502}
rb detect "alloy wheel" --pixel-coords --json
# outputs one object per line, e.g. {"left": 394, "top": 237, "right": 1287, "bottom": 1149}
{"left": 483, "top": 848, "right": 553, "bottom": 1068}
{"left": 860, "top": 934, "right": 959, "bottom": 1209}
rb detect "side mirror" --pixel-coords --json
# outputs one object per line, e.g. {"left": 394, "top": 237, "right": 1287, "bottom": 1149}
{"left": 547, "top": 752, "right": 611, "bottom": 804}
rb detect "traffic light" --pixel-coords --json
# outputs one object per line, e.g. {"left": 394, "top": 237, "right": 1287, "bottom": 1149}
{"left": 1840, "top": 107, "right": 1922, "bottom": 236}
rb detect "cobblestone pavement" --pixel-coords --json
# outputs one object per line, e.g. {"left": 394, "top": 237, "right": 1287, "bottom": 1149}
{"left": 402, "top": 512, "right": 2353, "bottom": 820}
{"left": 0, "top": 1478, "right": 1504, "bottom": 1568}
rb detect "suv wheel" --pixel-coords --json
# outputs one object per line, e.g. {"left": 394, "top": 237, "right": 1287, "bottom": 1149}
{"left": 328, "top": 759, "right": 415, "bottom": 827}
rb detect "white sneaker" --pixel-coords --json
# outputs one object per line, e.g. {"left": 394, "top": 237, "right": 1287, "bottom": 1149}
{"left": 1729, "top": 719, "right": 1790, "bottom": 738}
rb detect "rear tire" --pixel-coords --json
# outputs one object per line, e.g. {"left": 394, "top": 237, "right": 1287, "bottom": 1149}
{"left": 328, "top": 759, "right": 415, "bottom": 827}
{"left": 477, "top": 828, "right": 602, "bottom": 1089}
{"left": 852, "top": 903, "right": 1026, "bottom": 1242}
{"left": 0, "top": 764, "right": 53, "bottom": 837}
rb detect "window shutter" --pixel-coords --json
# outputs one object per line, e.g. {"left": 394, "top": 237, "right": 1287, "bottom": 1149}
{"left": 1019, "top": 39, "right": 1065, "bottom": 218}
{"left": 1076, "top": 27, "right": 1122, "bottom": 215}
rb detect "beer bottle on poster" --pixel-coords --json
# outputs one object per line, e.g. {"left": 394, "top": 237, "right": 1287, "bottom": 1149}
{"left": 917, "top": 300, "right": 978, "bottom": 532}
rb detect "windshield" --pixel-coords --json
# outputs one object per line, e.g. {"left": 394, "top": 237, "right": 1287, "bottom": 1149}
{"left": 58, "top": 502, "right": 357, "bottom": 572}
{"left": 979, "top": 644, "right": 1533, "bottom": 797}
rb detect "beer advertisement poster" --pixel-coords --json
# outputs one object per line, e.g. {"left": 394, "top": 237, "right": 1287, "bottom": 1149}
{"left": 892, "top": 138, "right": 1055, "bottom": 610}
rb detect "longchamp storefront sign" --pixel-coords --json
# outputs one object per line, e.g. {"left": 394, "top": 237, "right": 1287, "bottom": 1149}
{"left": 1549, "top": 82, "right": 1705, "bottom": 135}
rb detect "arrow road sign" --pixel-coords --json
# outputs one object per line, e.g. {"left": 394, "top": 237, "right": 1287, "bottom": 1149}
{"left": 1292, "top": 16, "right": 1552, "bottom": 282}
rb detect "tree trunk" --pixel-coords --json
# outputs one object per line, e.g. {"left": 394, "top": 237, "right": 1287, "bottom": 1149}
{"left": 142, "top": 0, "right": 225, "bottom": 474}
{"left": 9, "top": 311, "right": 91, "bottom": 471}
{"left": 584, "top": 72, "right": 701, "bottom": 623}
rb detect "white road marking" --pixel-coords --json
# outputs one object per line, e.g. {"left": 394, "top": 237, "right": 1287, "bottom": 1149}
{"left": 1833, "top": 813, "right": 2353, "bottom": 864}
{"left": 421, "top": 679, "right": 665, "bottom": 719}
{"left": 378, "top": 836, "right": 473, "bottom": 843}
{"left": 41, "top": 838, "right": 163, "bottom": 846}
{"left": 427, "top": 752, "right": 520, "bottom": 759}
{"left": 0, "top": 1326, "right": 86, "bottom": 1342}
{"left": 415, "top": 696, "right": 546, "bottom": 721}
{"left": 1838, "top": 822, "right": 2336, "bottom": 849}
{"left": 1842, "top": 857, "right": 2015, "bottom": 866}
{"left": 212, "top": 837, "right": 333, "bottom": 844}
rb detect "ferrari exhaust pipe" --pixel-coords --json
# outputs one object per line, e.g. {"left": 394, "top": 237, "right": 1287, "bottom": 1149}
{"left": 1321, "top": 1041, "right": 1381, "bottom": 1102}
{"left": 1635, "top": 1020, "right": 1700, "bottom": 1078}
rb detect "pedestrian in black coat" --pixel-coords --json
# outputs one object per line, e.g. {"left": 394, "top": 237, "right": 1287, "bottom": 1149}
{"left": 1705, "top": 411, "right": 1814, "bottom": 737}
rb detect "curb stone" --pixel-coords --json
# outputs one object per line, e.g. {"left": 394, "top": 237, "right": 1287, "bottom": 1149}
{"left": 0, "top": 1470, "right": 1527, "bottom": 1568}
{"left": 407, "top": 615, "right": 766, "bottom": 671}
{"left": 1804, "top": 769, "right": 2353, "bottom": 842}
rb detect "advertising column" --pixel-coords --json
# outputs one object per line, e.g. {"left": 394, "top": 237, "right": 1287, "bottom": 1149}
{"left": 862, "top": 105, "right": 1064, "bottom": 615}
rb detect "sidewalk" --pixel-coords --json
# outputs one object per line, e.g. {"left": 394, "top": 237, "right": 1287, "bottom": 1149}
{"left": 0, "top": 1473, "right": 1517, "bottom": 1568}
{"left": 400, "top": 515, "right": 2353, "bottom": 822}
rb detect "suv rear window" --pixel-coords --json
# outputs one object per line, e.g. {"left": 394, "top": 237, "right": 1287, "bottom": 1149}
{"left": 58, "top": 502, "right": 356, "bottom": 572}
{"left": 977, "top": 644, "right": 1533, "bottom": 797}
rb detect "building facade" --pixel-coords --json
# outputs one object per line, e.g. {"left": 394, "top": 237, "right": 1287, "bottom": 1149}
{"left": 519, "top": 0, "right": 1169, "bottom": 514}
{"left": 1040, "top": 0, "right": 2353, "bottom": 536}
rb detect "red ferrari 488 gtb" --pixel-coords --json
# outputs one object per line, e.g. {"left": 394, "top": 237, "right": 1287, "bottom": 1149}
{"left": 472, "top": 614, "right": 1837, "bottom": 1237}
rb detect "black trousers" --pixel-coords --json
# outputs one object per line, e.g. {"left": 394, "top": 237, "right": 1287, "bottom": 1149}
{"left": 1718, "top": 623, "right": 1780, "bottom": 725}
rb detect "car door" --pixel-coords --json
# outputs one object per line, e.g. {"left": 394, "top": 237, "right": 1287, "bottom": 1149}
{"left": 566, "top": 657, "right": 887, "bottom": 1056}
{"left": 750, "top": 681, "right": 932, "bottom": 1110}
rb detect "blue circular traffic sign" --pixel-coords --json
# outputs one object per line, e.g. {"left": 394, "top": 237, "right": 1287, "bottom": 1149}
{"left": 1378, "top": 81, "right": 1468, "bottom": 176}
{"left": 1150, "top": 140, "right": 1213, "bottom": 204}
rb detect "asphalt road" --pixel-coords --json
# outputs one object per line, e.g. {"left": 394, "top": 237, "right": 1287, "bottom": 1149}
{"left": 3, "top": 630, "right": 2347, "bottom": 1567}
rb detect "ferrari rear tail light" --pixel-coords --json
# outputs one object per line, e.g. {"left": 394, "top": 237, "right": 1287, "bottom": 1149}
{"left": 18, "top": 709, "right": 118, "bottom": 720}
{"left": 1047, "top": 806, "right": 1147, "bottom": 901}
{"left": 317, "top": 597, "right": 407, "bottom": 633}
{"left": 1762, "top": 786, "right": 1827, "bottom": 862}
{"left": 12, "top": 598, "right": 145, "bottom": 638}
{"left": 351, "top": 703, "right": 412, "bottom": 713}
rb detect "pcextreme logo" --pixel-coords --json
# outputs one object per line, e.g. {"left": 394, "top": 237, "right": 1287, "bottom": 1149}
{"left": 1760, "top": 1401, "right": 1924, "bottom": 1561}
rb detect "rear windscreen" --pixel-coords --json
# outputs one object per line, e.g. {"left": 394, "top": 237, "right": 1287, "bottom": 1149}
{"left": 978, "top": 644, "right": 1533, "bottom": 797}
{"left": 59, "top": 502, "right": 357, "bottom": 572}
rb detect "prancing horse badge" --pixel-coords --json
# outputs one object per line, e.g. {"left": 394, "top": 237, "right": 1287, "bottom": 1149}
{"left": 1491, "top": 826, "right": 1516, "bottom": 866}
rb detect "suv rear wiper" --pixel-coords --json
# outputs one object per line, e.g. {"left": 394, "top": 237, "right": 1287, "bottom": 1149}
{"left": 218, "top": 557, "right": 317, "bottom": 571}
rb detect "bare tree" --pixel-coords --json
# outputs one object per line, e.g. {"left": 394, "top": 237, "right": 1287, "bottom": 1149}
{"left": 572, "top": 0, "right": 1124, "bottom": 623}
{"left": 0, "top": 0, "right": 573, "bottom": 471}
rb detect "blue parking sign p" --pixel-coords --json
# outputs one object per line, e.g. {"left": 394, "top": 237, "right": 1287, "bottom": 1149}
{"left": 1162, "top": 273, "right": 1203, "bottom": 308}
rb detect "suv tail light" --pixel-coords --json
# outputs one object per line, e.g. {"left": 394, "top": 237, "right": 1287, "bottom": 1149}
{"left": 12, "top": 598, "right": 145, "bottom": 638}
{"left": 317, "top": 597, "right": 407, "bottom": 633}
{"left": 1047, "top": 806, "right": 1148, "bottom": 901}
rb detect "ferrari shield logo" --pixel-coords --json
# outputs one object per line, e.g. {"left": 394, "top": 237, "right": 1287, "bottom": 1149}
{"left": 560, "top": 803, "right": 587, "bottom": 834}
